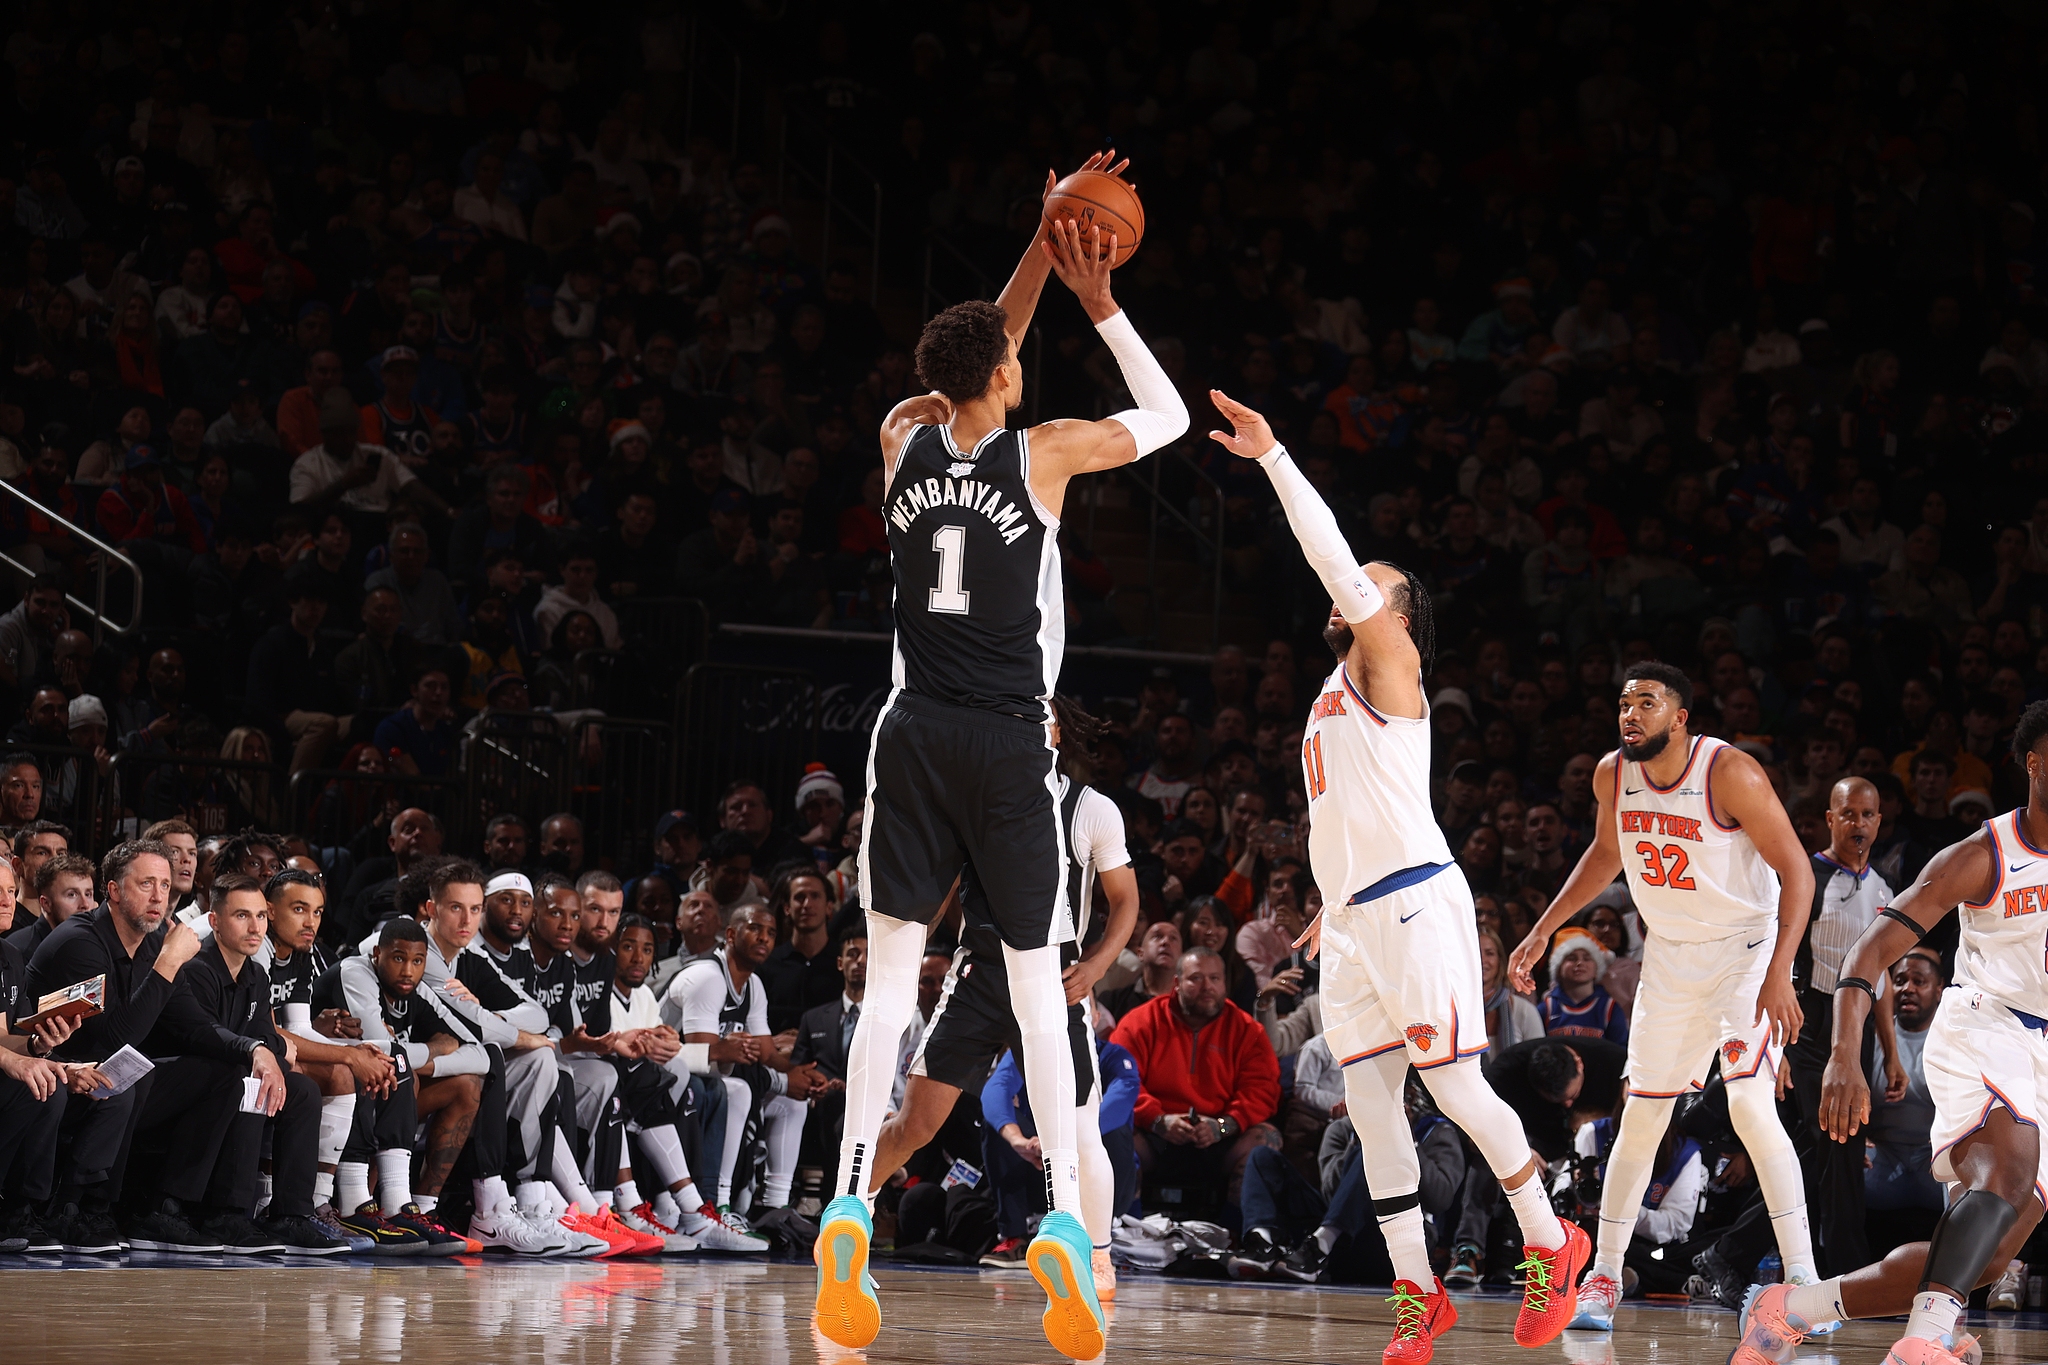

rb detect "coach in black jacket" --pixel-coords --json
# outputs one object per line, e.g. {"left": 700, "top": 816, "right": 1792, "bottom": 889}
{"left": 25, "top": 839, "right": 202, "bottom": 1248}
{"left": 147, "top": 872, "right": 337, "bottom": 1252}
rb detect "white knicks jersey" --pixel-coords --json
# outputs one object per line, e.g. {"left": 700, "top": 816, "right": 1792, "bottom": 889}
{"left": 1615, "top": 735, "right": 1780, "bottom": 943}
{"left": 1956, "top": 810, "right": 2048, "bottom": 1019}
{"left": 1302, "top": 662, "right": 1452, "bottom": 899}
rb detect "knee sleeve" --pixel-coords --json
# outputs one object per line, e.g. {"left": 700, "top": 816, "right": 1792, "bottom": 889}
{"left": 1343, "top": 1052, "right": 1421, "bottom": 1195}
{"left": 1924, "top": 1189, "right": 2021, "bottom": 1294}
{"left": 321, "top": 1092, "right": 358, "bottom": 1164}
{"left": 1419, "top": 1058, "right": 1537, "bottom": 1180}
{"left": 1726, "top": 1071, "right": 1804, "bottom": 1210}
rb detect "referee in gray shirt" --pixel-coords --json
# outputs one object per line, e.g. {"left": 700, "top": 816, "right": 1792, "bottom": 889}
{"left": 1784, "top": 775, "right": 1898, "bottom": 1277}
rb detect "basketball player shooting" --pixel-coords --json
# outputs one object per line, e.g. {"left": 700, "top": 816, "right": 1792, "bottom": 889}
{"left": 813, "top": 151, "right": 1187, "bottom": 1361}
{"left": 1506, "top": 667, "right": 1817, "bottom": 1335}
{"left": 1208, "top": 390, "right": 1589, "bottom": 1364}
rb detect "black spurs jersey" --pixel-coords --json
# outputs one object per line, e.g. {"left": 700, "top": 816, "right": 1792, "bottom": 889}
{"left": 529, "top": 949, "right": 578, "bottom": 1036}
{"left": 315, "top": 960, "right": 470, "bottom": 1048}
{"left": 259, "top": 939, "right": 330, "bottom": 1016}
{"left": 884, "top": 423, "right": 1062, "bottom": 720}
{"left": 572, "top": 950, "right": 615, "bottom": 1028}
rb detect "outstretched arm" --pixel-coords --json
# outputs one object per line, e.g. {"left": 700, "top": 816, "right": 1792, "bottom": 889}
{"left": 1210, "top": 390, "right": 1418, "bottom": 708}
{"left": 1029, "top": 217, "right": 1190, "bottom": 481}
{"left": 1509, "top": 754, "right": 1625, "bottom": 991}
{"left": 1820, "top": 832, "right": 1995, "bottom": 1140}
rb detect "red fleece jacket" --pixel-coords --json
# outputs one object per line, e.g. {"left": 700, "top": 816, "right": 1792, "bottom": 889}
{"left": 1109, "top": 991, "right": 1280, "bottom": 1131}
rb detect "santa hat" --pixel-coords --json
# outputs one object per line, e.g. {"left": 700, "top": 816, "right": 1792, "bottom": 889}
{"left": 1548, "top": 927, "right": 1613, "bottom": 980}
{"left": 795, "top": 763, "right": 844, "bottom": 810}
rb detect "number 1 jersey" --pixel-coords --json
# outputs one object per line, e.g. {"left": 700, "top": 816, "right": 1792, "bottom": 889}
{"left": 1615, "top": 735, "right": 1779, "bottom": 942}
{"left": 883, "top": 423, "right": 1062, "bottom": 721}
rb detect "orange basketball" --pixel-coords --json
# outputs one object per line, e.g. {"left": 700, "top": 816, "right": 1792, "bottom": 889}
{"left": 1043, "top": 169, "right": 1145, "bottom": 267}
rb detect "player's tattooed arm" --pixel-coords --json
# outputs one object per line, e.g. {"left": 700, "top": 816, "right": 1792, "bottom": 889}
{"left": 1821, "top": 830, "right": 1995, "bottom": 1140}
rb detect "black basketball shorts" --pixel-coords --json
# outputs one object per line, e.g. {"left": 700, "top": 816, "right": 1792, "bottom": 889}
{"left": 860, "top": 691, "right": 1070, "bottom": 949}
{"left": 911, "top": 937, "right": 1098, "bottom": 1102}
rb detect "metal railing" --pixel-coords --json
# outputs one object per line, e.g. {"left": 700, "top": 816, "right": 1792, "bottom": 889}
{"left": 568, "top": 716, "right": 676, "bottom": 875}
{"left": 0, "top": 481, "right": 142, "bottom": 642}
{"left": 463, "top": 712, "right": 572, "bottom": 841}
{"left": 675, "top": 662, "right": 820, "bottom": 818}
{"left": 105, "top": 749, "right": 286, "bottom": 844}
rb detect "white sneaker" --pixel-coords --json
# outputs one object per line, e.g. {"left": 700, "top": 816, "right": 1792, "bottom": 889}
{"left": 680, "top": 1203, "right": 769, "bottom": 1252}
{"left": 1990, "top": 1259, "right": 2026, "bottom": 1311}
{"left": 469, "top": 1202, "right": 566, "bottom": 1255}
{"left": 522, "top": 1203, "right": 606, "bottom": 1258}
{"left": 618, "top": 1202, "right": 698, "bottom": 1253}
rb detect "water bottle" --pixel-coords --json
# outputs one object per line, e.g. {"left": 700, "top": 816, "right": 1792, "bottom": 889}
{"left": 1757, "top": 1252, "right": 1782, "bottom": 1284}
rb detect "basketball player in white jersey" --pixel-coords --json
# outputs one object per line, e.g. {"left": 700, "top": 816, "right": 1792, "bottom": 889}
{"left": 816, "top": 152, "right": 1188, "bottom": 1362}
{"left": 1507, "top": 663, "right": 1816, "bottom": 1332}
{"left": 1730, "top": 700, "right": 2048, "bottom": 1365}
{"left": 1209, "top": 392, "right": 1586, "bottom": 1365}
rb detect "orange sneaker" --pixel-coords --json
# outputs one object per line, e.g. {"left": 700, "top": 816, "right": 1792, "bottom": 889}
{"left": 1512, "top": 1220, "right": 1590, "bottom": 1347}
{"left": 1382, "top": 1279, "right": 1457, "bottom": 1363}
{"left": 566, "top": 1207, "right": 645, "bottom": 1257}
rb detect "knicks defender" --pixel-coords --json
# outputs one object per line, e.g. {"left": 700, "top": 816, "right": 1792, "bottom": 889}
{"left": 1509, "top": 663, "right": 1817, "bottom": 1332}
{"left": 1731, "top": 699, "right": 2048, "bottom": 1365}
{"left": 814, "top": 153, "right": 1189, "bottom": 1361}
{"left": 1209, "top": 391, "right": 1587, "bottom": 1365}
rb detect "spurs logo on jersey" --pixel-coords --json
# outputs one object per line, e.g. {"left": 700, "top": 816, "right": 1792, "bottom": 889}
{"left": 1301, "top": 663, "right": 1452, "bottom": 898}
{"left": 1615, "top": 735, "right": 1780, "bottom": 942}
{"left": 884, "top": 424, "right": 1061, "bottom": 721}
{"left": 1957, "top": 809, "right": 2048, "bottom": 1017}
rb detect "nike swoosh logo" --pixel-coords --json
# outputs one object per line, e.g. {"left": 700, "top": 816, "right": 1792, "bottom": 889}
{"left": 2013, "top": 863, "right": 2034, "bottom": 873}
{"left": 1746, "top": 938, "right": 1768, "bottom": 950}
{"left": 1624, "top": 788, "right": 1643, "bottom": 795}
{"left": 1399, "top": 908, "right": 1426, "bottom": 924}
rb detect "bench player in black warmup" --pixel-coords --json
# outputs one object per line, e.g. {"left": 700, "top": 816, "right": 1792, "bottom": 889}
{"left": 815, "top": 151, "right": 1188, "bottom": 1361}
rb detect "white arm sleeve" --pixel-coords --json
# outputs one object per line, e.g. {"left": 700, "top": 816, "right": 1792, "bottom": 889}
{"left": 1256, "top": 444, "right": 1385, "bottom": 624}
{"left": 1096, "top": 310, "right": 1189, "bottom": 457}
{"left": 430, "top": 1043, "right": 491, "bottom": 1077}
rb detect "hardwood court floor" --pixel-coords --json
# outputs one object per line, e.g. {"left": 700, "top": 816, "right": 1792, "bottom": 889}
{"left": 8, "top": 1255, "right": 2048, "bottom": 1364}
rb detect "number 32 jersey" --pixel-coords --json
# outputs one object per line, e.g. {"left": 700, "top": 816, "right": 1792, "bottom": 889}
{"left": 884, "top": 423, "right": 1062, "bottom": 722}
{"left": 1615, "top": 735, "right": 1780, "bottom": 942}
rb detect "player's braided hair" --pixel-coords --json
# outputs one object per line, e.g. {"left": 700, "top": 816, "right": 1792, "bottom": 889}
{"left": 1051, "top": 693, "right": 1107, "bottom": 782}
{"left": 914, "top": 300, "right": 1011, "bottom": 402}
{"left": 1371, "top": 562, "right": 1436, "bottom": 671}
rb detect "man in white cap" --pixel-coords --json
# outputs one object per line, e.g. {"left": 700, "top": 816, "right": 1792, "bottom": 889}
{"left": 45, "top": 695, "right": 114, "bottom": 832}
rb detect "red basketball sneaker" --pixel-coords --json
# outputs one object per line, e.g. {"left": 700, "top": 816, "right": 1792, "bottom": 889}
{"left": 1382, "top": 1279, "right": 1458, "bottom": 1363}
{"left": 1512, "top": 1219, "right": 1590, "bottom": 1347}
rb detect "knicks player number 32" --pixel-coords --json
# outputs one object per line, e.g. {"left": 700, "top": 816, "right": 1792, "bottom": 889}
{"left": 1634, "top": 841, "right": 1697, "bottom": 890}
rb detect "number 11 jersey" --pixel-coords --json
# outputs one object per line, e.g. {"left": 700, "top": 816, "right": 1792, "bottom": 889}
{"left": 1615, "top": 734, "right": 1780, "bottom": 942}
{"left": 884, "top": 423, "right": 1062, "bottom": 722}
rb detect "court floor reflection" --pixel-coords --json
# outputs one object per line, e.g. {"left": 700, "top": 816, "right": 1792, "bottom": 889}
{"left": 10, "top": 1257, "right": 2048, "bottom": 1364}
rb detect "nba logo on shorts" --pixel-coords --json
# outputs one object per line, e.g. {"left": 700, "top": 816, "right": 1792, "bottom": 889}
{"left": 1405, "top": 1023, "right": 1439, "bottom": 1053}
{"left": 1723, "top": 1039, "right": 1748, "bottom": 1067}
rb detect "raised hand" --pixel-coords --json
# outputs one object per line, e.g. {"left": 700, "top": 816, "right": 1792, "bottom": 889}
{"left": 1041, "top": 148, "right": 1132, "bottom": 203}
{"left": 1041, "top": 217, "right": 1118, "bottom": 323}
{"left": 1207, "top": 390, "right": 1278, "bottom": 460}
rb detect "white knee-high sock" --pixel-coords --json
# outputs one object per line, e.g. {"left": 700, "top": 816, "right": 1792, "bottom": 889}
{"left": 319, "top": 1093, "right": 356, "bottom": 1167}
{"left": 1344, "top": 1052, "right": 1435, "bottom": 1289}
{"left": 1587, "top": 1091, "right": 1680, "bottom": 1278}
{"left": 1077, "top": 1094, "right": 1113, "bottom": 1248}
{"left": 639, "top": 1124, "right": 704, "bottom": 1210}
{"left": 550, "top": 1128, "right": 599, "bottom": 1212}
{"left": 1421, "top": 1057, "right": 1565, "bottom": 1249}
{"left": 376, "top": 1150, "right": 414, "bottom": 1215}
{"left": 1003, "top": 940, "right": 1081, "bottom": 1219}
{"left": 717, "top": 1075, "right": 750, "bottom": 1205}
{"left": 761, "top": 1095, "right": 806, "bottom": 1207}
{"left": 831, "top": 912, "right": 926, "bottom": 1208}
{"left": 1727, "top": 1070, "right": 1815, "bottom": 1277}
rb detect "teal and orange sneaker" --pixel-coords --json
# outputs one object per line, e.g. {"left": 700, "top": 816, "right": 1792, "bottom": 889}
{"left": 1028, "top": 1210, "right": 1106, "bottom": 1360}
{"left": 813, "top": 1195, "right": 880, "bottom": 1349}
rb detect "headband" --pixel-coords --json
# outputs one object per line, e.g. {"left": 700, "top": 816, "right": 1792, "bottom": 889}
{"left": 485, "top": 871, "right": 533, "bottom": 898}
